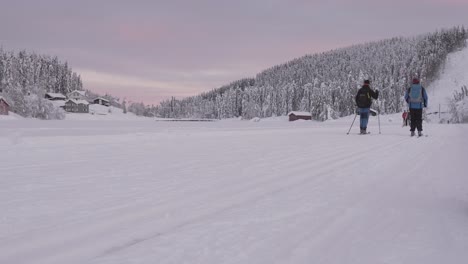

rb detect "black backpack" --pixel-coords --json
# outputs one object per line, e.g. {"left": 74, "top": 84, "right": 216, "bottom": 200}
{"left": 356, "top": 90, "right": 371, "bottom": 107}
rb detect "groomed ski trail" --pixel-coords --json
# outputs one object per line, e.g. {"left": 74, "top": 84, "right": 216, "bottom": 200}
{"left": 1, "top": 121, "right": 467, "bottom": 264}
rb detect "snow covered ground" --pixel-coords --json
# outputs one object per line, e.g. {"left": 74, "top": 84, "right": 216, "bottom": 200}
{"left": 0, "top": 112, "right": 22, "bottom": 121}
{"left": 1, "top": 47, "right": 468, "bottom": 264}
{"left": 1, "top": 114, "right": 468, "bottom": 264}
{"left": 65, "top": 104, "right": 147, "bottom": 121}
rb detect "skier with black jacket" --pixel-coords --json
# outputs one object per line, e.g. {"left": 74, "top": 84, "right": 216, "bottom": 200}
{"left": 405, "top": 78, "right": 428, "bottom": 137}
{"left": 355, "top": 80, "right": 379, "bottom": 134}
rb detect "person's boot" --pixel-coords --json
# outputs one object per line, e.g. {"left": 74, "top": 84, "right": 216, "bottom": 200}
{"left": 418, "top": 131, "right": 423, "bottom": 137}
{"left": 411, "top": 131, "right": 415, "bottom": 137}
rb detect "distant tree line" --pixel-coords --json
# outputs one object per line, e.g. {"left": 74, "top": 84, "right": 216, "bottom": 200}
{"left": 150, "top": 26, "right": 466, "bottom": 120}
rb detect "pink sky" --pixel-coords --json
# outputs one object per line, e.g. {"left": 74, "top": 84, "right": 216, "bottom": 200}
{"left": 1, "top": 0, "right": 467, "bottom": 104}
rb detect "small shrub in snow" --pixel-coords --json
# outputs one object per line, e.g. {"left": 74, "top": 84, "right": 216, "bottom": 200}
{"left": 449, "top": 97, "right": 468, "bottom": 123}
{"left": 25, "top": 89, "right": 65, "bottom": 120}
{"left": 449, "top": 86, "right": 468, "bottom": 123}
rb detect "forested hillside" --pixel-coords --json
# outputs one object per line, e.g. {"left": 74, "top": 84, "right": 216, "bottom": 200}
{"left": 2, "top": 27, "right": 466, "bottom": 120}
{"left": 155, "top": 26, "right": 467, "bottom": 120}
{"left": 0, "top": 49, "right": 83, "bottom": 119}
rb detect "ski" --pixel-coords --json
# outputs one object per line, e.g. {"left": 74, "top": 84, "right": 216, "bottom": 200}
{"left": 411, "top": 133, "right": 428, "bottom": 137}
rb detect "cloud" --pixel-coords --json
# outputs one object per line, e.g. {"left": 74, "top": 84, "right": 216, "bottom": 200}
{"left": 76, "top": 67, "right": 256, "bottom": 103}
{"left": 77, "top": 68, "right": 200, "bottom": 92}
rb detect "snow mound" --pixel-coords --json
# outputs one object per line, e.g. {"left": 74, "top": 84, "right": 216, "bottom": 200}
{"left": 0, "top": 112, "right": 22, "bottom": 120}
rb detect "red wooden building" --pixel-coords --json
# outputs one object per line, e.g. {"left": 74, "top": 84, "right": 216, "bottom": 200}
{"left": 0, "top": 96, "right": 10, "bottom": 115}
{"left": 288, "top": 111, "right": 312, "bottom": 121}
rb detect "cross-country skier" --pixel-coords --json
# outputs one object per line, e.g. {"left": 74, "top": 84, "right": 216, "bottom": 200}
{"left": 404, "top": 78, "right": 428, "bottom": 137}
{"left": 355, "top": 80, "right": 379, "bottom": 134}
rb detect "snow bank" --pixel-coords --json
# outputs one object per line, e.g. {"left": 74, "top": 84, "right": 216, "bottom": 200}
{"left": 0, "top": 112, "right": 22, "bottom": 120}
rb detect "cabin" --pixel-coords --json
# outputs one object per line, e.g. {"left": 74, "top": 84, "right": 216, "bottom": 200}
{"left": 93, "top": 97, "right": 110, "bottom": 106}
{"left": 67, "top": 90, "right": 87, "bottom": 100}
{"left": 45, "top": 92, "right": 66, "bottom": 101}
{"left": 288, "top": 111, "right": 312, "bottom": 121}
{"left": 0, "top": 96, "right": 10, "bottom": 115}
{"left": 64, "top": 99, "right": 89, "bottom": 113}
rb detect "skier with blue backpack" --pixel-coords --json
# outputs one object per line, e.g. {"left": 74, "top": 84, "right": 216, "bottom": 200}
{"left": 405, "top": 78, "right": 428, "bottom": 137}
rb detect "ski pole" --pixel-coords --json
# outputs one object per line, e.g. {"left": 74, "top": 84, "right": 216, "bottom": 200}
{"left": 346, "top": 112, "right": 358, "bottom": 135}
{"left": 378, "top": 109, "right": 381, "bottom": 134}
{"left": 376, "top": 98, "right": 382, "bottom": 134}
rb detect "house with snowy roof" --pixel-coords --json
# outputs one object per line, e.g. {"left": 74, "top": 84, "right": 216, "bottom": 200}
{"left": 67, "top": 90, "right": 87, "bottom": 100}
{"left": 93, "top": 97, "right": 111, "bottom": 107}
{"left": 64, "top": 99, "right": 89, "bottom": 113}
{"left": 0, "top": 96, "right": 10, "bottom": 115}
{"left": 288, "top": 111, "right": 312, "bottom": 121}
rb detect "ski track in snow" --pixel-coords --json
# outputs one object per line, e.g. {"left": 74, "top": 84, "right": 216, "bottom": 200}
{"left": 1, "top": 118, "right": 468, "bottom": 264}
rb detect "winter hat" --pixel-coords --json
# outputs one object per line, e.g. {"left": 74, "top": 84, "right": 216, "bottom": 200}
{"left": 412, "top": 78, "right": 420, "bottom": 84}
{"left": 364, "top": 80, "right": 371, "bottom": 85}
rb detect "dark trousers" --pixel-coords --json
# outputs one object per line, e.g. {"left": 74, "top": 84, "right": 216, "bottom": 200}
{"left": 409, "top": 108, "right": 423, "bottom": 132}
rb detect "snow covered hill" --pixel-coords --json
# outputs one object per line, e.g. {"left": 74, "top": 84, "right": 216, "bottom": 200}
{"left": 426, "top": 46, "right": 468, "bottom": 122}
{"left": 1, "top": 47, "right": 468, "bottom": 264}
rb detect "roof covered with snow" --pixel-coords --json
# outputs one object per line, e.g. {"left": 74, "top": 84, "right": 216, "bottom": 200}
{"left": 45, "top": 92, "right": 66, "bottom": 99}
{"left": 287, "top": 111, "right": 311, "bottom": 116}
{"left": 0, "top": 96, "right": 10, "bottom": 106}
{"left": 94, "top": 97, "right": 110, "bottom": 102}
{"left": 68, "top": 90, "right": 86, "bottom": 96}
{"left": 66, "top": 99, "right": 89, "bottom": 105}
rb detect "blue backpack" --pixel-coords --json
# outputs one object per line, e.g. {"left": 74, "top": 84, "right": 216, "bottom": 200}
{"left": 409, "top": 84, "right": 423, "bottom": 103}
